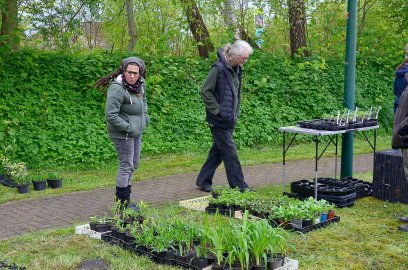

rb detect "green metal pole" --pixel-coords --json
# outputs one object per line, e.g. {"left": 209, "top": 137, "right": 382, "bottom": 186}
{"left": 341, "top": 0, "right": 357, "bottom": 179}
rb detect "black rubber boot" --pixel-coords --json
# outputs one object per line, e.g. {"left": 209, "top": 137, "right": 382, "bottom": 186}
{"left": 115, "top": 186, "right": 130, "bottom": 208}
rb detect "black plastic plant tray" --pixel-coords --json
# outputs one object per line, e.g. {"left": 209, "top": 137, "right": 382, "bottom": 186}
{"left": 348, "top": 121, "right": 364, "bottom": 129}
{"left": 292, "top": 216, "right": 340, "bottom": 234}
{"left": 100, "top": 232, "right": 126, "bottom": 247}
{"left": 0, "top": 178, "right": 17, "bottom": 187}
{"left": 286, "top": 192, "right": 356, "bottom": 208}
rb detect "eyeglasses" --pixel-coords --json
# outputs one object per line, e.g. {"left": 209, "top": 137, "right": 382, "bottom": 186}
{"left": 125, "top": 70, "right": 139, "bottom": 77}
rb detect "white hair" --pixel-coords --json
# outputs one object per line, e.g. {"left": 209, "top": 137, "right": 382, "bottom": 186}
{"left": 224, "top": 40, "right": 253, "bottom": 57}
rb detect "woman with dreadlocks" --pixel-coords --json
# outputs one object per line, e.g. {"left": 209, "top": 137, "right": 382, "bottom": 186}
{"left": 95, "top": 57, "right": 149, "bottom": 208}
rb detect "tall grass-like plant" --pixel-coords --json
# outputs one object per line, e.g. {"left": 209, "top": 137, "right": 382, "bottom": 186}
{"left": 205, "top": 218, "right": 227, "bottom": 266}
{"left": 248, "top": 218, "right": 272, "bottom": 266}
{"left": 231, "top": 211, "right": 251, "bottom": 270}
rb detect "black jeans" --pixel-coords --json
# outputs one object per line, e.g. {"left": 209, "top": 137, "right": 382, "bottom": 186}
{"left": 196, "top": 126, "right": 248, "bottom": 190}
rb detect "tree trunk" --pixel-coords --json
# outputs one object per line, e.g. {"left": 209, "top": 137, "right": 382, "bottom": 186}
{"left": 223, "top": 0, "right": 240, "bottom": 40}
{"left": 0, "top": 0, "right": 20, "bottom": 50}
{"left": 357, "top": 0, "right": 378, "bottom": 38}
{"left": 125, "top": 0, "right": 137, "bottom": 52}
{"left": 288, "top": 0, "right": 309, "bottom": 57}
{"left": 180, "top": 0, "right": 214, "bottom": 58}
{"left": 235, "top": 0, "right": 254, "bottom": 46}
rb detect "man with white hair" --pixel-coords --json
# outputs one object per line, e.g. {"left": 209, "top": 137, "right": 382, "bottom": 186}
{"left": 196, "top": 40, "right": 253, "bottom": 192}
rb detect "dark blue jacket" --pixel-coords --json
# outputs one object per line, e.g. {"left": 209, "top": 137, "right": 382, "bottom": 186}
{"left": 394, "top": 64, "right": 408, "bottom": 113}
{"left": 203, "top": 50, "right": 242, "bottom": 129}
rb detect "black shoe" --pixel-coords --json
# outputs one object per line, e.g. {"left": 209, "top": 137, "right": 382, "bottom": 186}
{"left": 398, "top": 224, "right": 408, "bottom": 232}
{"left": 196, "top": 185, "right": 213, "bottom": 192}
{"left": 400, "top": 217, "right": 408, "bottom": 223}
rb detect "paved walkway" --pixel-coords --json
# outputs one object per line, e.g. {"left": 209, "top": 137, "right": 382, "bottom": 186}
{"left": 0, "top": 154, "right": 374, "bottom": 240}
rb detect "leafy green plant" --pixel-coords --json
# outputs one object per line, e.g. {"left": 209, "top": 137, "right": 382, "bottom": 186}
{"left": 89, "top": 215, "right": 98, "bottom": 224}
{"left": 0, "top": 51, "right": 394, "bottom": 169}
{"left": 47, "top": 172, "right": 61, "bottom": 180}
{"left": 5, "top": 161, "right": 29, "bottom": 185}
{"left": 151, "top": 222, "right": 172, "bottom": 253}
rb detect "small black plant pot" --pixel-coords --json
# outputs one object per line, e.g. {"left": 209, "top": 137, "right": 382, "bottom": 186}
{"left": 17, "top": 184, "right": 30, "bottom": 194}
{"left": 191, "top": 256, "right": 209, "bottom": 268}
{"left": 252, "top": 263, "right": 266, "bottom": 270}
{"left": 47, "top": 178, "right": 62, "bottom": 189}
{"left": 95, "top": 223, "right": 110, "bottom": 233}
{"left": 32, "top": 180, "right": 47, "bottom": 191}
{"left": 89, "top": 222, "right": 98, "bottom": 231}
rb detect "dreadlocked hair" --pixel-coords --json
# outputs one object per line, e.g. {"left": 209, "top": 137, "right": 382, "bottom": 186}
{"left": 94, "top": 69, "right": 122, "bottom": 90}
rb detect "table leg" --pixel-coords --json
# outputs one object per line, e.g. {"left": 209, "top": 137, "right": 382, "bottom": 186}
{"left": 282, "top": 132, "right": 286, "bottom": 194}
{"left": 335, "top": 134, "right": 338, "bottom": 179}
{"left": 315, "top": 136, "right": 318, "bottom": 200}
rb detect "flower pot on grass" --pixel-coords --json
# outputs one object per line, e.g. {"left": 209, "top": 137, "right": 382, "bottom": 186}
{"left": 47, "top": 178, "right": 62, "bottom": 189}
{"left": 32, "top": 180, "right": 47, "bottom": 191}
{"left": 16, "top": 183, "right": 30, "bottom": 194}
{"left": 5, "top": 161, "right": 30, "bottom": 193}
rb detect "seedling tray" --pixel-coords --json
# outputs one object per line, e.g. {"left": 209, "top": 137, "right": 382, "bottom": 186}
{"left": 292, "top": 216, "right": 340, "bottom": 234}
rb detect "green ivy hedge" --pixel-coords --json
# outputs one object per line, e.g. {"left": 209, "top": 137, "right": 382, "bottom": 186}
{"left": 0, "top": 50, "right": 395, "bottom": 167}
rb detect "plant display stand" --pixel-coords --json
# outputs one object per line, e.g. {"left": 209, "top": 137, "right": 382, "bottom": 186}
{"left": 279, "top": 124, "right": 379, "bottom": 200}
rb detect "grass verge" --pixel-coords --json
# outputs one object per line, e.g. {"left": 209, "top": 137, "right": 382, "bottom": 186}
{"left": 0, "top": 183, "right": 407, "bottom": 270}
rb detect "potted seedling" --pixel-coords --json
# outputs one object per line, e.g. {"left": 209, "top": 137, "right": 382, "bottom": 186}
{"left": 6, "top": 161, "right": 30, "bottom": 194}
{"left": 205, "top": 225, "right": 227, "bottom": 269}
{"left": 95, "top": 215, "right": 111, "bottom": 233}
{"left": 46, "top": 172, "right": 62, "bottom": 189}
{"left": 248, "top": 218, "right": 272, "bottom": 269}
{"left": 89, "top": 215, "right": 99, "bottom": 231}
{"left": 316, "top": 199, "right": 332, "bottom": 222}
{"left": 191, "top": 236, "right": 209, "bottom": 269}
{"left": 30, "top": 173, "right": 47, "bottom": 191}
{"left": 151, "top": 222, "right": 172, "bottom": 264}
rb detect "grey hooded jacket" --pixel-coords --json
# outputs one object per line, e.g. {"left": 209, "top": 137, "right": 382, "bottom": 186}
{"left": 105, "top": 76, "right": 148, "bottom": 139}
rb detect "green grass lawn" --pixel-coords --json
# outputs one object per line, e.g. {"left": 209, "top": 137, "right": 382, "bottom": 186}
{"left": 0, "top": 184, "right": 407, "bottom": 270}
{"left": 0, "top": 135, "right": 392, "bottom": 204}
{"left": 1, "top": 134, "right": 406, "bottom": 270}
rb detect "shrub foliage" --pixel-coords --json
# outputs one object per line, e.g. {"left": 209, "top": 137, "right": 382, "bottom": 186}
{"left": 0, "top": 50, "right": 394, "bottom": 167}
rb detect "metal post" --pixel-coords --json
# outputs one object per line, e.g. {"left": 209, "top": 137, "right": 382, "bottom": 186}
{"left": 341, "top": 0, "right": 357, "bottom": 179}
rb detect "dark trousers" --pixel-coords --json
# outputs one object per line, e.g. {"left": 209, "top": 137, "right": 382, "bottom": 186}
{"left": 196, "top": 126, "right": 248, "bottom": 190}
